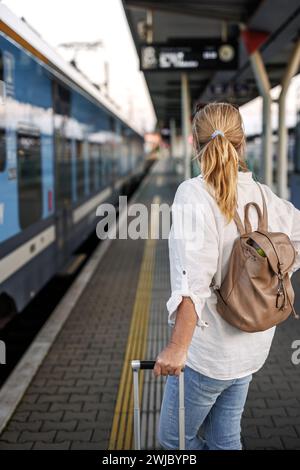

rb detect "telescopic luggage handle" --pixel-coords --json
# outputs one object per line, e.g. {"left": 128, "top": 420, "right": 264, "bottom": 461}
{"left": 131, "top": 360, "right": 185, "bottom": 450}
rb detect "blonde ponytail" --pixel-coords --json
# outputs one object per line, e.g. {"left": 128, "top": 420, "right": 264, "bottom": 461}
{"left": 192, "top": 102, "right": 247, "bottom": 223}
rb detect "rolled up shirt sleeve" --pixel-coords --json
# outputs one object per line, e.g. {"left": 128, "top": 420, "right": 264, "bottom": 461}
{"left": 166, "top": 180, "right": 219, "bottom": 328}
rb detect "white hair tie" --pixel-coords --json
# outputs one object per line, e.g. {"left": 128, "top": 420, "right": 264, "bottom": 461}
{"left": 211, "top": 130, "right": 224, "bottom": 139}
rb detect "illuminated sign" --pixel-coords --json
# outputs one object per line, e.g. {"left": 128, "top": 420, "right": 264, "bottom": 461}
{"left": 140, "top": 40, "right": 238, "bottom": 71}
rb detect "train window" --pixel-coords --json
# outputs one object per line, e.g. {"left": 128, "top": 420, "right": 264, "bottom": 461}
{"left": 109, "top": 116, "right": 115, "bottom": 133}
{"left": 0, "top": 129, "right": 5, "bottom": 172}
{"left": 89, "top": 143, "right": 104, "bottom": 191}
{"left": 55, "top": 132, "right": 72, "bottom": 208}
{"left": 17, "top": 132, "right": 42, "bottom": 229}
{"left": 102, "top": 143, "right": 111, "bottom": 184}
{"left": 0, "top": 51, "right": 5, "bottom": 111}
{"left": 88, "top": 143, "right": 96, "bottom": 193}
{"left": 0, "top": 51, "right": 3, "bottom": 81}
{"left": 76, "top": 140, "right": 85, "bottom": 200}
{"left": 98, "top": 151, "right": 105, "bottom": 188}
{"left": 52, "top": 81, "right": 71, "bottom": 116}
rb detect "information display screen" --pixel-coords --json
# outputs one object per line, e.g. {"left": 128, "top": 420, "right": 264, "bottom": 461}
{"left": 140, "top": 40, "right": 238, "bottom": 71}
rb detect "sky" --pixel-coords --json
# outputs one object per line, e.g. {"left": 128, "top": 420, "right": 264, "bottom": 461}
{"left": 2, "top": 0, "right": 300, "bottom": 135}
{"left": 2, "top": 0, "right": 156, "bottom": 133}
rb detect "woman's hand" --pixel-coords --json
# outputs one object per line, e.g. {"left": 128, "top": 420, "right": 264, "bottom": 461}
{"left": 153, "top": 341, "right": 187, "bottom": 377}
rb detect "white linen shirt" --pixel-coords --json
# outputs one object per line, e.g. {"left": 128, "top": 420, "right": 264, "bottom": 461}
{"left": 167, "top": 171, "right": 300, "bottom": 380}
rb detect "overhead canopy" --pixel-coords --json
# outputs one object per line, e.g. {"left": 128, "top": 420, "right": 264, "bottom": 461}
{"left": 122, "top": 0, "right": 300, "bottom": 128}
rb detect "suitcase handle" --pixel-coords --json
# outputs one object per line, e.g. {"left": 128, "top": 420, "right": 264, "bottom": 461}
{"left": 131, "top": 359, "right": 185, "bottom": 450}
{"left": 132, "top": 359, "right": 185, "bottom": 371}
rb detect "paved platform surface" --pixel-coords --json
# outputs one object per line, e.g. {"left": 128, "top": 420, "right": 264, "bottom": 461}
{"left": 0, "top": 159, "right": 299, "bottom": 450}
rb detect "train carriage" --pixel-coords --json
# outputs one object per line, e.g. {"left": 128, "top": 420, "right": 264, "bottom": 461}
{"left": 0, "top": 5, "right": 145, "bottom": 326}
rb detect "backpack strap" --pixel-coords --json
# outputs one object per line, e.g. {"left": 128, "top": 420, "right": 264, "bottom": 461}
{"left": 244, "top": 202, "right": 264, "bottom": 233}
{"left": 233, "top": 210, "right": 246, "bottom": 235}
{"left": 255, "top": 182, "right": 268, "bottom": 230}
{"left": 244, "top": 183, "right": 268, "bottom": 233}
{"left": 233, "top": 181, "right": 268, "bottom": 235}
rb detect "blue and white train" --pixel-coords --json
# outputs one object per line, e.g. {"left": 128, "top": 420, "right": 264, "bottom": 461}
{"left": 0, "top": 5, "right": 146, "bottom": 325}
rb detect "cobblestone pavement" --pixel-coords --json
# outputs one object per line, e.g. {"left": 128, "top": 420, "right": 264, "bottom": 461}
{"left": 0, "top": 160, "right": 179, "bottom": 450}
{"left": 0, "top": 233, "right": 145, "bottom": 450}
{"left": 242, "top": 271, "right": 300, "bottom": 450}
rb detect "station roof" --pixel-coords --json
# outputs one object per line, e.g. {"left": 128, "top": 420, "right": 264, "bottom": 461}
{"left": 122, "top": 0, "right": 300, "bottom": 128}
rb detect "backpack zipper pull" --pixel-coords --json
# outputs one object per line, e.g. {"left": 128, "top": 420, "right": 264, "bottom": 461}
{"left": 276, "top": 274, "right": 286, "bottom": 309}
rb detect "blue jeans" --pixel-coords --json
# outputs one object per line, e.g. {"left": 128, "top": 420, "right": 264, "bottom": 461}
{"left": 158, "top": 365, "right": 252, "bottom": 450}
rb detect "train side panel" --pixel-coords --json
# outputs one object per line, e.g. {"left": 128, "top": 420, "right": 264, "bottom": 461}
{"left": 0, "top": 31, "right": 145, "bottom": 320}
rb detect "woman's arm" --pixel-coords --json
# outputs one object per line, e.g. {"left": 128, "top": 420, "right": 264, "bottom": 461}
{"left": 153, "top": 180, "right": 219, "bottom": 377}
{"left": 153, "top": 297, "right": 198, "bottom": 377}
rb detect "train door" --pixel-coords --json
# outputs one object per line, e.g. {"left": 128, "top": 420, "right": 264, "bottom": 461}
{"left": 52, "top": 81, "right": 73, "bottom": 265}
{"left": 17, "top": 128, "right": 43, "bottom": 230}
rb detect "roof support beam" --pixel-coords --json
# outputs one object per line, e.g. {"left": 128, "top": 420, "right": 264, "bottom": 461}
{"left": 242, "top": 29, "right": 273, "bottom": 187}
{"left": 181, "top": 73, "right": 192, "bottom": 180}
{"left": 125, "top": 1, "right": 243, "bottom": 22}
{"left": 249, "top": 50, "right": 273, "bottom": 188}
{"left": 278, "top": 37, "right": 300, "bottom": 199}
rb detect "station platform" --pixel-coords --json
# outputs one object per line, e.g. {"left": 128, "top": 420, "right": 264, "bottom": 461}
{"left": 0, "top": 159, "right": 299, "bottom": 450}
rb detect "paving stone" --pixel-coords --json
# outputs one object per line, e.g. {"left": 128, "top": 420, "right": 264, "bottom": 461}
{"left": 70, "top": 441, "right": 107, "bottom": 450}
{"left": 64, "top": 410, "right": 98, "bottom": 421}
{"left": 76, "top": 379, "right": 106, "bottom": 387}
{"left": 77, "top": 419, "right": 112, "bottom": 431}
{"left": 0, "top": 431, "right": 21, "bottom": 443}
{"left": 266, "top": 398, "right": 299, "bottom": 408}
{"left": 28, "top": 386, "right": 59, "bottom": 395}
{"left": 58, "top": 386, "right": 88, "bottom": 394}
{"left": 245, "top": 398, "right": 267, "bottom": 409}
{"left": 28, "top": 411, "right": 63, "bottom": 422}
{"left": 16, "top": 403, "right": 50, "bottom": 413}
{"left": 21, "top": 394, "right": 39, "bottom": 404}
{"left": 259, "top": 425, "right": 298, "bottom": 438}
{"left": 37, "top": 394, "right": 70, "bottom": 404}
{"left": 19, "top": 430, "right": 56, "bottom": 443}
{"left": 33, "top": 441, "right": 71, "bottom": 450}
{"left": 243, "top": 436, "right": 283, "bottom": 450}
{"left": 55, "top": 430, "right": 92, "bottom": 443}
{"left": 91, "top": 428, "right": 111, "bottom": 442}
{"left": 243, "top": 417, "right": 273, "bottom": 427}
{"left": 84, "top": 402, "right": 115, "bottom": 412}
{"left": 41, "top": 420, "right": 77, "bottom": 432}
{"left": 251, "top": 407, "right": 287, "bottom": 418}
{"left": 6, "top": 421, "right": 42, "bottom": 432}
{"left": 273, "top": 416, "right": 300, "bottom": 427}
{"left": 49, "top": 402, "right": 82, "bottom": 412}
{"left": 280, "top": 437, "right": 300, "bottom": 450}
{"left": 8, "top": 412, "right": 30, "bottom": 422}
{"left": 69, "top": 394, "right": 100, "bottom": 403}
{"left": 287, "top": 408, "right": 300, "bottom": 417}
{"left": 0, "top": 442, "right": 34, "bottom": 450}
{"left": 46, "top": 379, "right": 76, "bottom": 387}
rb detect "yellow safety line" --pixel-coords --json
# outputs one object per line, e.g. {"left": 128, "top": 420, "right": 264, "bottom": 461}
{"left": 108, "top": 196, "right": 160, "bottom": 450}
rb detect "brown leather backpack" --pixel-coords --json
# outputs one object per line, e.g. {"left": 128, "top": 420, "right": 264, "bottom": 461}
{"left": 211, "top": 182, "right": 299, "bottom": 332}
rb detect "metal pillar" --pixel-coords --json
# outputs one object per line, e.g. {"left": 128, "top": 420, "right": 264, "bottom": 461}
{"left": 146, "top": 10, "right": 153, "bottom": 43}
{"left": 170, "top": 118, "right": 176, "bottom": 157}
{"left": 278, "top": 38, "right": 300, "bottom": 199}
{"left": 181, "top": 73, "right": 191, "bottom": 180}
{"left": 249, "top": 50, "right": 273, "bottom": 187}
